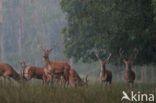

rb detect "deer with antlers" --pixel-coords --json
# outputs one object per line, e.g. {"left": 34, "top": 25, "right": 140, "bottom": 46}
{"left": 40, "top": 43, "right": 71, "bottom": 86}
{"left": 69, "top": 68, "right": 89, "bottom": 87}
{"left": 95, "top": 53, "right": 112, "bottom": 86}
{"left": 0, "top": 63, "right": 26, "bottom": 82}
{"left": 18, "top": 60, "right": 49, "bottom": 85}
{"left": 119, "top": 48, "right": 138, "bottom": 87}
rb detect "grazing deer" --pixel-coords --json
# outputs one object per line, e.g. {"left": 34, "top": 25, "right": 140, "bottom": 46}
{"left": 18, "top": 60, "right": 27, "bottom": 77}
{"left": 69, "top": 68, "right": 89, "bottom": 87}
{"left": 0, "top": 63, "right": 26, "bottom": 82}
{"left": 95, "top": 53, "right": 112, "bottom": 86}
{"left": 18, "top": 60, "right": 49, "bottom": 85}
{"left": 119, "top": 48, "right": 138, "bottom": 87}
{"left": 40, "top": 43, "right": 71, "bottom": 85}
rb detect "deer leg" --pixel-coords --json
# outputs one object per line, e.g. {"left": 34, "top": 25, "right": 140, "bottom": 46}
{"left": 7, "top": 77, "right": 11, "bottom": 85}
{"left": 60, "top": 76, "right": 63, "bottom": 87}
{"left": 2, "top": 76, "right": 6, "bottom": 84}
{"left": 64, "top": 71, "right": 70, "bottom": 87}
{"left": 42, "top": 76, "right": 47, "bottom": 85}
{"left": 105, "top": 81, "right": 108, "bottom": 87}
{"left": 50, "top": 74, "right": 54, "bottom": 86}
{"left": 100, "top": 80, "right": 103, "bottom": 87}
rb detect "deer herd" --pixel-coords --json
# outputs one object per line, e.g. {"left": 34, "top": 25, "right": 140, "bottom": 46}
{"left": 0, "top": 43, "right": 138, "bottom": 87}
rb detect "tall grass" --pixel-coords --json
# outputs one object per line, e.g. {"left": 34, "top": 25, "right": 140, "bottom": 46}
{"left": 0, "top": 79, "right": 155, "bottom": 103}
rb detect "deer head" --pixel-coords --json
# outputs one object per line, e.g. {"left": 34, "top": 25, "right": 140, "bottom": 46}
{"left": 18, "top": 59, "right": 27, "bottom": 76}
{"left": 18, "top": 59, "right": 29, "bottom": 80}
{"left": 80, "top": 71, "right": 90, "bottom": 86}
{"left": 95, "top": 53, "right": 112, "bottom": 64}
{"left": 119, "top": 48, "right": 138, "bottom": 64}
{"left": 40, "top": 42, "right": 56, "bottom": 60}
{"left": 83, "top": 71, "right": 90, "bottom": 86}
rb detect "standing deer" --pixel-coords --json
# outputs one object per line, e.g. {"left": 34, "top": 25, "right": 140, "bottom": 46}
{"left": 40, "top": 43, "right": 71, "bottom": 85}
{"left": 119, "top": 48, "right": 138, "bottom": 87}
{"left": 69, "top": 68, "right": 89, "bottom": 87}
{"left": 18, "top": 60, "right": 49, "bottom": 85}
{"left": 95, "top": 53, "right": 112, "bottom": 86}
{"left": 0, "top": 63, "right": 26, "bottom": 82}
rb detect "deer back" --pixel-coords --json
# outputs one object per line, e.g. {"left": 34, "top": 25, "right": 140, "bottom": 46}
{"left": 0, "top": 63, "right": 21, "bottom": 80}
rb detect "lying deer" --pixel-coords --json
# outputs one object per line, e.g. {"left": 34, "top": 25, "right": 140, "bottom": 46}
{"left": 119, "top": 48, "right": 138, "bottom": 87}
{"left": 40, "top": 43, "right": 71, "bottom": 85}
{"left": 95, "top": 53, "right": 112, "bottom": 86}
{"left": 18, "top": 60, "right": 49, "bottom": 85}
{"left": 69, "top": 68, "right": 89, "bottom": 87}
{"left": 0, "top": 63, "right": 26, "bottom": 82}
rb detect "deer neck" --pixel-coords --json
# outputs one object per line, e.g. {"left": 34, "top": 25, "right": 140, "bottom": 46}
{"left": 12, "top": 71, "right": 21, "bottom": 81}
{"left": 100, "top": 63, "right": 106, "bottom": 75}
{"left": 125, "top": 62, "right": 132, "bottom": 71}
{"left": 44, "top": 57, "right": 51, "bottom": 68}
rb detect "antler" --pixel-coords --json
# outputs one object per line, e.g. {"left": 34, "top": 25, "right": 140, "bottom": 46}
{"left": 40, "top": 42, "right": 46, "bottom": 53}
{"left": 104, "top": 53, "right": 112, "bottom": 63}
{"left": 18, "top": 59, "right": 26, "bottom": 77}
{"left": 130, "top": 48, "right": 139, "bottom": 64}
{"left": 119, "top": 48, "right": 124, "bottom": 58}
{"left": 47, "top": 43, "right": 56, "bottom": 53}
{"left": 95, "top": 53, "right": 100, "bottom": 59}
{"left": 85, "top": 71, "right": 90, "bottom": 84}
{"left": 133, "top": 48, "right": 139, "bottom": 60}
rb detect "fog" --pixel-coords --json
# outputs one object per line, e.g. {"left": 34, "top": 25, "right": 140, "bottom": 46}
{"left": 0, "top": 0, "right": 155, "bottom": 82}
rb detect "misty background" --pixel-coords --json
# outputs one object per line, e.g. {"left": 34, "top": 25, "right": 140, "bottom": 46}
{"left": 0, "top": 0, "right": 155, "bottom": 82}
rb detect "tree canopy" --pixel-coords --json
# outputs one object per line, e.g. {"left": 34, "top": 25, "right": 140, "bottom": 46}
{"left": 61, "top": 0, "right": 156, "bottom": 65}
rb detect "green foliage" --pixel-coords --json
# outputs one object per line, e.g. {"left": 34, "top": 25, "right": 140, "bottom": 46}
{"left": 61, "top": 0, "right": 156, "bottom": 65}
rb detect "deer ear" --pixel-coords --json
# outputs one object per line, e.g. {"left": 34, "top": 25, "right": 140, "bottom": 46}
{"left": 40, "top": 49, "right": 45, "bottom": 53}
{"left": 47, "top": 49, "right": 53, "bottom": 54}
{"left": 26, "top": 63, "right": 30, "bottom": 67}
{"left": 47, "top": 43, "right": 56, "bottom": 54}
{"left": 18, "top": 60, "right": 22, "bottom": 64}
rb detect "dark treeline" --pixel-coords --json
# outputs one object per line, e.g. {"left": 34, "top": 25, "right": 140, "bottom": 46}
{"left": 61, "top": 0, "right": 156, "bottom": 81}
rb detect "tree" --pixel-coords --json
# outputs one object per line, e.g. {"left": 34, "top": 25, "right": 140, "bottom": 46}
{"left": 61, "top": 0, "right": 156, "bottom": 65}
{"left": 0, "top": 0, "right": 4, "bottom": 61}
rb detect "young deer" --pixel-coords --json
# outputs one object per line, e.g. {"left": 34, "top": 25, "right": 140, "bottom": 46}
{"left": 95, "top": 53, "right": 112, "bottom": 86}
{"left": 69, "top": 68, "right": 89, "bottom": 87}
{"left": 18, "top": 60, "right": 49, "bottom": 85}
{"left": 0, "top": 63, "right": 26, "bottom": 82}
{"left": 119, "top": 48, "right": 138, "bottom": 87}
{"left": 40, "top": 43, "right": 71, "bottom": 85}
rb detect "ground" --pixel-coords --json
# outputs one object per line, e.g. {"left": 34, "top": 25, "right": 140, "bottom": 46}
{"left": 0, "top": 80, "right": 155, "bottom": 103}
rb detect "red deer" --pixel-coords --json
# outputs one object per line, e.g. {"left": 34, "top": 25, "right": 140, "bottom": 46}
{"left": 95, "top": 53, "right": 112, "bottom": 86}
{"left": 0, "top": 63, "right": 26, "bottom": 82}
{"left": 18, "top": 60, "right": 49, "bottom": 85}
{"left": 119, "top": 48, "right": 138, "bottom": 87}
{"left": 69, "top": 68, "right": 89, "bottom": 87}
{"left": 40, "top": 43, "right": 71, "bottom": 85}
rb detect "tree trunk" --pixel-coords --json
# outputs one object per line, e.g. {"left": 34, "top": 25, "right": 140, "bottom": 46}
{"left": 0, "top": 0, "right": 4, "bottom": 61}
{"left": 17, "top": 2, "right": 24, "bottom": 58}
{"left": 34, "top": 0, "right": 39, "bottom": 31}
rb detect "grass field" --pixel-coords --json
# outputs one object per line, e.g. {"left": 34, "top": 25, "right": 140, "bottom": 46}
{"left": 0, "top": 80, "right": 155, "bottom": 103}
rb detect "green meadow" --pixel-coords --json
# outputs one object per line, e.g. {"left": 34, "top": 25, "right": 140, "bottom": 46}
{"left": 0, "top": 80, "right": 155, "bottom": 103}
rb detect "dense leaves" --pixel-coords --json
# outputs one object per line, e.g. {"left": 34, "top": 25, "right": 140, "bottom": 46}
{"left": 61, "top": 0, "right": 156, "bottom": 65}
